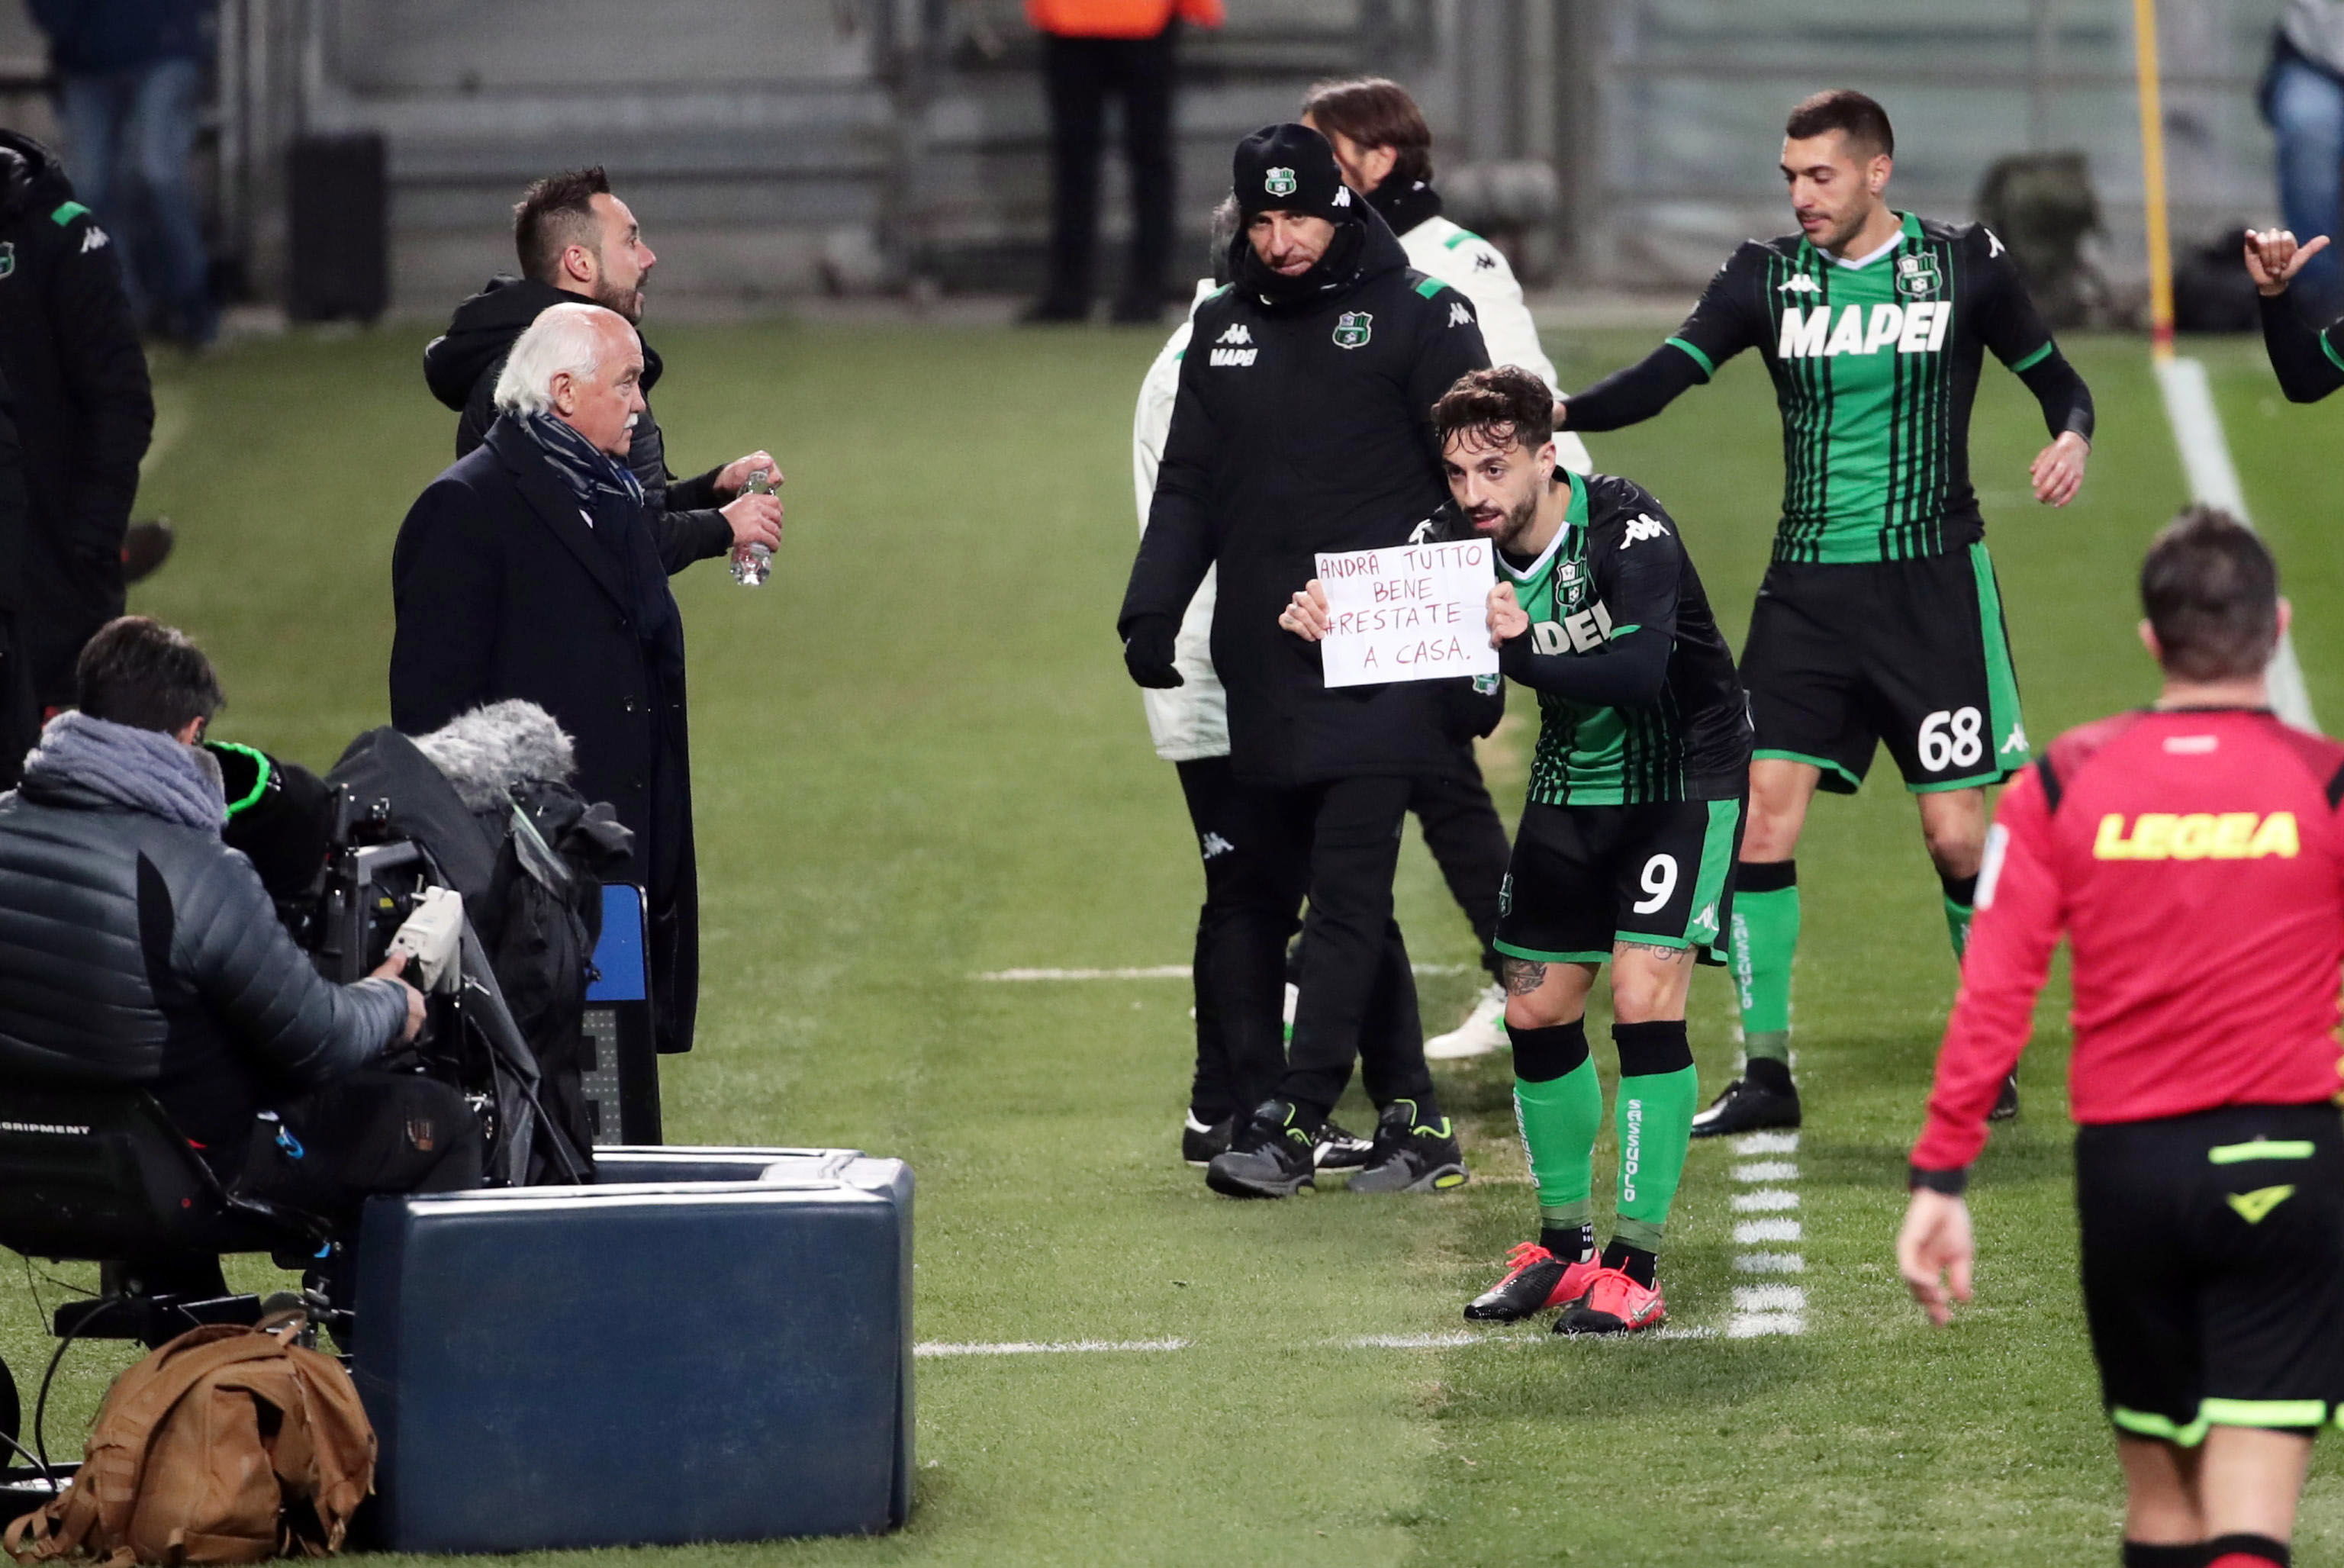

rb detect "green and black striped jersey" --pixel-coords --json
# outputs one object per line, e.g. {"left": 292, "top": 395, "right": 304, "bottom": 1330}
{"left": 1660, "top": 213, "right": 2083, "bottom": 565}
{"left": 1500, "top": 471, "right": 1750, "bottom": 807}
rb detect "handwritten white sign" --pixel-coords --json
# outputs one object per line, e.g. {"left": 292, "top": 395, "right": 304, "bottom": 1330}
{"left": 1314, "top": 539, "right": 1499, "bottom": 688}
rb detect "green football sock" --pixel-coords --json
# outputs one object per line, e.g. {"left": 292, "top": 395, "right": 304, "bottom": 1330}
{"left": 1729, "top": 862, "right": 1799, "bottom": 1064}
{"left": 1612, "top": 1022, "right": 1698, "bottom": 1251}
{"left": 1940, "top": 872, "right": 1979, "bottom": 962}
{"left": 1514, "top": 1060, "right": 1602, "bottom": 1224}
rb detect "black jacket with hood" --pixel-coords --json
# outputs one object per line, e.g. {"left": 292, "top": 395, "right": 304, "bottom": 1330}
{"left": 0, "top": 130, "right": 152, "bottom": 709}
{"left": 422, "top": 276, "right": 733, "bottom": 575}
{"left": 1119, "top": 202, "right": 1496, "bottom": 787}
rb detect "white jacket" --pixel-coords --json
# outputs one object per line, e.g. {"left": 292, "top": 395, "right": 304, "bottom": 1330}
{"left": 1130, "top": 221, "right": 1587, "bottom": 761}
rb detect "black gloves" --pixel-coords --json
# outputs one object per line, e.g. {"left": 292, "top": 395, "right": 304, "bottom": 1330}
{"left": 1122, "top": 614, "right": 1184, "bottom": 689}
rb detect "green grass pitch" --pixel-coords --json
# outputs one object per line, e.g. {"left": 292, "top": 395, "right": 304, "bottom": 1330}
{"left": 2, "top": 320, "right": 2340, "bottom": 1566}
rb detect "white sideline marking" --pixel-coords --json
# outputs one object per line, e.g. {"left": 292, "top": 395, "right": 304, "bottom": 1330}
{"left": 972, "top": 963, "right": 1473, "bottom": 982}
{"left": 1733, "top": 1285, "right": 1808, "bottom": 1313}
{"left": 1734, "top": 1218, "right": 1803, "bottom": 1244}
{"left": 1731, "top": 1190, "right": 1799, "bottom": 1212}
{"left": 1733, "top": 1132, "right": 1800, "bottom": 1155}
{"left": 1734, "top": 1252, "right": 1805, "bottom": 1273}
{"left": 1727, "top": 1312, "right": 1807, "bottom": 1338}
{"left": 1347, "top": 1331, "right": 1478, "bottom": 1349}
{"left": 2152, "top": 356, "right": 2317, "bottom": 728}
{"left": 915, "top": 1338, "right": 1190, "bottom": 1357}
{"left": 1732, "top": 1161, "right": 1798, "bottom": 1183}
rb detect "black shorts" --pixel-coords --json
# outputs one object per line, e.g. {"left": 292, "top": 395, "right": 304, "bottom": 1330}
{"left": 2076, "top": 1102, "right": 2344, "bottom": 1444}
{"left": 1740, "top": 543, "right": 2028, "bottom": 794}
{"left": 1493, "top": 797, "right": 1744, "bottom": 966}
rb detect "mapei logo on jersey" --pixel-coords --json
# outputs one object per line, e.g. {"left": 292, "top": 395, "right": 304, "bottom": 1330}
{"left": 79, "top": 227, "right": 107, "bottom": 254}
{"left": 1332, "top": 311, "right": 1372, "bottom": 349}
{"left": 1777, "top": 272, "right": 1821, "bottom": 295}
{"left": 1778, "top": 301, "right": 1951, "bottom": 359}
{"left": 1209, "top": 322, "right": 1257, "bottom": 367}
{"left": 1895, "top": 253, "right": 1941, "bottom": 298}
{"left": 1264, "top": 166, "right": 1298, "bottom": 198}
{"left": 2091, "top": 811, "right": 2301, "bottom": 861}
{"left": 1531, "top": 599, "right": 1615, "bottom": 655}
{"left": 1447, "top": 301, "right": 1473, "bottom": 329}
{"left": 1620, "top": 514, "right": 1669, "bottom": 549}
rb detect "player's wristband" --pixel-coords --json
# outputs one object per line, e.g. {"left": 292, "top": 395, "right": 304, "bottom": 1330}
{"left": 1908, "top": 1164, "right": 1968, "bottom": 1197}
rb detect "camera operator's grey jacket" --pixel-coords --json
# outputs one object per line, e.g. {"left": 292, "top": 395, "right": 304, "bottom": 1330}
{"left": 0, "top": 715, "right": 409, "bottom": 1164}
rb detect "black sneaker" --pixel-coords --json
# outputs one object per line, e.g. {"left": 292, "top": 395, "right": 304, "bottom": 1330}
{"left": 1689, "top": 1077, "right": 1801, "bottom": 1139}
{"left": 1182, "top": 1112, "right": 1234, "bottom": 1167}
{"left": 1345, "top": 1099, "right": 1469, "bottom": 1194}
{"left": 1315, "top": 1119, "right": 1373, "bottom": 1170}
{"left": 1988, "top": 1072, "right": 2020, "bottom": 1122}
{"left": 1205, "top": 1100, "right": 1318, "bottom": 1199}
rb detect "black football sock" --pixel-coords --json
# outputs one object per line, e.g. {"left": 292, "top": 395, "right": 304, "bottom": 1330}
{"left": 2120, "top": 1542, "right": 2208, "bottom": 1567}
{"left": 2203, "top": 1534, "right": 2289, "bottom": 1567}
{"left": 1539, "top": 1222, "right": 1595, "bottom": 1262}
{"left": 1599, "top": 1239, "right": 1658, "bottom": 1289}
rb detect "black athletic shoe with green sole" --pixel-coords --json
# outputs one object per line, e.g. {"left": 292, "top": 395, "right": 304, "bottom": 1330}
{"left": 1183, "top": 1112, "right": 1234, "bottom": 1167}
{"left": 1206, "top": 1100, "right": 1318, "bottom": 1199}
{"left": 1689, "top": 1077, "right": 1801, "bottom": 1138}
{"left": 1347, "top": 1099, "right": 1469, "bottom": 1194}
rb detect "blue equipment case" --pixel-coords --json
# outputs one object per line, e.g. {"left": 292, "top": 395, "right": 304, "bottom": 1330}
{"left": 350, "top": 1148, "right": 913, "bottom": 1550}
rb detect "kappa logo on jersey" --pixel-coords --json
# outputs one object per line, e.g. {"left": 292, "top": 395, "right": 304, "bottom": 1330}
{"left": 1332, "top": 185, "right": 1351, "bottom": 208}
{"left": 1332, "top": 311, "right": 1373, "bottom": 349}
{"left": 1199, "top": 832, "right": 1237, "bottom": 860}
{"left": 1264, "top": 166, "right": 1298, "bottom": 198}
{"left": 1620, "top": 514, "right": 1669, "bottom": 548}
{"left": 1209, "top": 321, "right": 1258, "bottom": 366}
{"left": 1777, "top": 272, "right": 1821, "bottom": 295}
{"left": 2000, "top": 720, "right": 2029, "bottom": 755}
{"left": 1777, "top": 301, "right": 1952, "bottom": 359}
{"left": 1895, "top": 252, "right": 1942, "bottom": 298}
{"left": 1473, "top": 250, "right": 1497, "bottom": 271}
{"left": 1689, "top": 902, "right": 1719, "bottom": 942}
{"left": 2093, "top": 811, "right": 2301, "bottom": 861}
{"left": 1531, "top": 599, "right": 1615, "bottom": 655}
{"left": 1985, "top": 227, "right": 2007, "bottom": 258}
{"left": 1447, "top": 301, "right": 1473, "bottom": 329}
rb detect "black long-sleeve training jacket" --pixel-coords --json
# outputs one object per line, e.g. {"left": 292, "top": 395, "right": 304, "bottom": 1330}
{"left": 1119, "top": 207, "right": 1496, "bottom": 787}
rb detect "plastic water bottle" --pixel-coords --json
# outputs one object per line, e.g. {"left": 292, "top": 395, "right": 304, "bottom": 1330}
{"left": 730, "top": 467, "right": 779, "bottom": 588}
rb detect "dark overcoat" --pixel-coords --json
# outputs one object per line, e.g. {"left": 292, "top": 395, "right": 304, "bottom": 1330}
{"left": 389, "top": 416, "right": 699, "bottom": 1053}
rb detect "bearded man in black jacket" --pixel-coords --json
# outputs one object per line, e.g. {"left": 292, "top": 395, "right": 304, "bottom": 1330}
{"left": 1119, "top": 123, "right": 1495, "bottom": 1201}
{"left": 423, "top": 166, "right": 781, "bottom": 575}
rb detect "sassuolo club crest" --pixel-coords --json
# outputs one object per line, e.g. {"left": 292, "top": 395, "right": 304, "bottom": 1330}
{"left": 1264, "top": 167, "right": 1297, "bottom": 198}
{"left": 1895, "top": 252, "right": 1941, "bottom": 298}
{"left": 1332, "top": 311, "right": 1372, "bottom": 349}
{"left": 0, "top": 243, "right": 15, "bottom": 282}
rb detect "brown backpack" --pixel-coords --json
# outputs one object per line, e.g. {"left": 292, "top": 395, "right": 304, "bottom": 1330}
{"left": 4, "top": 1315, "right": 375, "bottom": 1566}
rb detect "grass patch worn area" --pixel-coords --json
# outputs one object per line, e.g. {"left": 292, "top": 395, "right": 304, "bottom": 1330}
{"left": 0, "top": 320, "right": 2336, "bottom": 1564}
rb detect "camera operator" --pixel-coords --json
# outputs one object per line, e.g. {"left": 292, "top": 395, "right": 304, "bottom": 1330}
{"left": 0, "top": 618, "right": 481, "bottom": 1228}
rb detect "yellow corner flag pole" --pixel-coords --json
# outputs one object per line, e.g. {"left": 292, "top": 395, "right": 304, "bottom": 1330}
{"left": 2133, "top": 0, "right": 2175, "bottom": 359}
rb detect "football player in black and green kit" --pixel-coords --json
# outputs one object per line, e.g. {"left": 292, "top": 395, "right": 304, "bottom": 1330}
{"left": 1305, "top": 365, "right": 1751, "bottom": 1333}
{"left": 1561, "top": 90, "right": 2095, "bottom": 1135}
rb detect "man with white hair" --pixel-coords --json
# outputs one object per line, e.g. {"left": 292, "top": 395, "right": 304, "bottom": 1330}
{"left": 390, "top": 302, "right": 707, "bottom": 1055}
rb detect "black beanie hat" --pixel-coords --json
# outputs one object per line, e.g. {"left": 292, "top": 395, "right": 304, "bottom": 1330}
{"left": 1232, "top": 123, "right": 1357, "bottom": 224}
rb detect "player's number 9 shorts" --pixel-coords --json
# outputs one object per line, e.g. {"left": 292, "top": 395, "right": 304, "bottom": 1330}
{"left": 1494, "top": 797, "right": 1744, "bottom": 967}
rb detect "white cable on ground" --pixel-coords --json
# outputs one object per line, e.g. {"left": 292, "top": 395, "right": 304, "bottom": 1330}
{"left": 2152, "top": 356, "right": 2318, "bottom": 729}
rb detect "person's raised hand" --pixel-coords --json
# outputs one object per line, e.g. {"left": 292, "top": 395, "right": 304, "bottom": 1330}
{"left": 1487, "top": 581, "right": 1530, "bottom": 647}
{"left": 716, "top": 451, "right": 782, "bottom": 497}
{"left": 1896, "top": 1187, "right": 1975, "bottom": 1328}
{"left": 369, "top": 951, "right": 427, "bottom": 1044}
{"left": 721, "top": 491, "right": 784, "bottom": 551}
{"left": 2030, "top": 430, "right": 2088, "bottom": 507}
{"left": 1277, "top": 580, "right": 1332, "bottom": 642}
{"left": 2245, "top": 228, "right": 2331, "bottom": 297}
{"left": 1552, "top": 398, "right": 1570, "bottom": 430}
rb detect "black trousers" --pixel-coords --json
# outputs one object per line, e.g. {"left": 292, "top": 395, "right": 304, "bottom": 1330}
{"left": 1177, "top": 761, "right": 1432, "bottom": 1122}
{"left": 1038, "top": 25, "right": 1177, "bottom": 310}
{"left": 1409, "top": 746, "right": 1511, "bottom": 984}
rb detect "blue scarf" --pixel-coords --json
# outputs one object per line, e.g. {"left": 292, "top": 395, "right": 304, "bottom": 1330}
{"left": 520, "top": 411, "right": 646, "bottom": 512}
{"left": 20, "top": 712, "right": 224, "bottom": 834}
